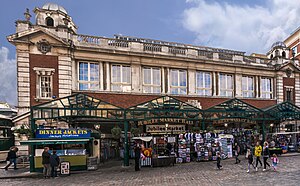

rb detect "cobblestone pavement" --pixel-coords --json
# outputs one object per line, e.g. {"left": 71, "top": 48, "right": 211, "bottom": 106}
{"left": 1, "top": 155, "right": 300, "bottom": 186}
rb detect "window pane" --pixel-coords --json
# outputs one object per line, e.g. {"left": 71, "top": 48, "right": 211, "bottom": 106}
{"left": 153, "top": 87, "right": 161, "bottom": 93}
{"left": 179, "top": 71, "right": 187, "bottom": 86}
{"left": 196, "top": 72, "right": 202, "bottom": 88}
{"left": 112, "top": 65, "right": 121, "bottom": 83}
{"left": 171, "top": 88, "right": 178, "bottom": 94}
{"left": 143, "top": 86, "right": 151, "bottom": 93}
{"left": 205, "top": 73, "right": 211, "bottom": 88}
{"left": 152, "top": 69, "right": 161, "bottom": 85}
{"left": 79, "top": 83, "right": 88, "bottom": 90}
{"left": 220, "top": 74, "right": 226, "bottom": 89}
{"left": 143, "top": 68, "right": 151, "bottom": 84}
{"left": 171, "top": 70, "right": 178, "bottom": 86}
{"left": 90, "top": 83, "right": 99, "bottom": 90}
{"left": 79, "top": 62, "right": 88, "bottom": 81}
{"left": 179, "top": 88, "right": 187, "bottom": 95}
{"left": 90, "top": 63, "right": 99, "bottom": 81}
{"left": 248, "top": 77, "right": 253, "bottom": 90}
{"left": 122, "top": 66, "right": 131, "bottom": 83}
{"left": 111, "top": 84, "right": 121, "bottom": 91}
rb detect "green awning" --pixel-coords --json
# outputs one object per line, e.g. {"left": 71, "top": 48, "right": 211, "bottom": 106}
{"left": 20, "top": 138, "right": 91, "bottom": 145}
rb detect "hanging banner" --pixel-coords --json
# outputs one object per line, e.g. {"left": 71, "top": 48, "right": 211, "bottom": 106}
{"left": 36, "top": 129, "right": 91, "bottom": 139}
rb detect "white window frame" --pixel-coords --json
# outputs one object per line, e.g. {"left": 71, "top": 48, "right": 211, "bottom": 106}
{"left": 170, "top": 69, "right": 187, "bottom": 95}
{"left": 196, "top": 71, "right": 212, "bottom": 96}
{"left": 242, "top": 76, "right": 254, "bottom": 98}
{"left": 260, "top": 77, "right": 273, "bottom": 99}
{"left": 219, "top": 73, "right": 233, "bottom": 97}
{"left": 39, "top": 75, "right": 52, "bottom": 99}
{"left": 78, "top": 62, "right": 100, "bottom": 91}
{"left": 292, "top": 46, "right": 297, "bottom": 56}
{"left": 33, "top": 67, "right": 55, "bottom": 100}
{"left": 111, "top": 64, "right": 131, "bottom": 91}
{"left": 142, "top": 67, "right": 161, "bottom": 93}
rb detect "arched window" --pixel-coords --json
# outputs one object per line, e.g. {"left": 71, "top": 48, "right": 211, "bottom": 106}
{"left": 282, "top": 51, "right": 286, "bottom": 58}
{"left": 46, "top": 17, "right": 54, "bottom": 27}
{"left": 275, "top": 50, "right": 280, "bottom": 57}
{"left": 270, "top": 54, "right": 273, "bottom": 59}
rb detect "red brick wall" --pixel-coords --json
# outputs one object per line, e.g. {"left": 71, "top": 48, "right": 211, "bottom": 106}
{"left": 29, "top": 54, "right": 59, "bottom": 106}
{"left": 283, "top": 77, "right": 295, "bottom": 103}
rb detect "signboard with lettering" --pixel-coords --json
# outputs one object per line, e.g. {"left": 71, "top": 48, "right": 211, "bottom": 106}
{"left": 146, "top": 125, "right": 185, "bottom": 134}
{"left": 138, "top": 118, "right": 193, "bottom": 126}
{"left": 36, "top": 129, "right": 91, "bottom": 139}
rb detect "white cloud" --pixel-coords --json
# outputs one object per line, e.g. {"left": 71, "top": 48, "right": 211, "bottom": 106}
{"left": 182, "top": 0, "right": 300, "bottom": 54}
{"left": 0, "top": 47, "right": 17, "bottom": 106}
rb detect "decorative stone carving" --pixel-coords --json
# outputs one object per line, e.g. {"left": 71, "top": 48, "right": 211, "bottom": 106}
{"left": 285, "top": 68, "right": 292, "bottom": 78}
{"left": 37, "top": 39, "right": 51, "bottom": 54}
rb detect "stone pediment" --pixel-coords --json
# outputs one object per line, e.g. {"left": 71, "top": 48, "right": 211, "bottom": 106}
{"left": 7, "top": 27, "right": 69, "bottom": 46}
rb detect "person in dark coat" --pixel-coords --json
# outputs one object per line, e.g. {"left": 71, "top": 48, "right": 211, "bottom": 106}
{"left": 134, "top": 143, "right": 141, "bottom": 171}
{"left": 4, "top": 146, "right": 18, "bottom": 170}
{"left": 50, "top": 150, "right": 60, "bottom": 178}
{"left": 42, "top": 147, "right": 51, "bottom": 178}
{"left": 262, "top": 142, "right": 271, "bottom": 171}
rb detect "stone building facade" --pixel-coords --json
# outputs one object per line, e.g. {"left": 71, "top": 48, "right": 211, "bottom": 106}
{"left": 7, "top": 3, "right": 300, "bottom": 119}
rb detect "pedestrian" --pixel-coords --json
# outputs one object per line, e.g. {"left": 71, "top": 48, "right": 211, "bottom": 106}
{"left": 271, "top": 154, "right": 279, "bottom": 171}
{"left": 262, "top": 142, "right": 271, "bottom": 171}
{"left": 246, "top": 149, "right": 255, "bottom": 173}
{"left": 216, "top": 151, "right": 222, "bottom": 170}
{"left": 234, "top": 143, "right": 241, "bottom": 164}
{"left": 4, "top": 146, "right": 18, "bottom": 170}
{"left": 134, "top": 142, "right": 141, "bottom": 171}
{"left": 42, "top": 147, "right": 51, "bottom": 178}
{"left": 50, "top": 150, "right": 60, "bottom": 178}
{"left": 254, "top": 141, "right": 262, "bottom": 171}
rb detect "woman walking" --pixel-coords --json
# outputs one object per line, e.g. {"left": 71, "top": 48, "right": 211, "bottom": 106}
{"left": 254, "top": 142, "right": 262, "bottom": 171}
{"left": 262, "top": 141, "right": 271, "bottom": 171}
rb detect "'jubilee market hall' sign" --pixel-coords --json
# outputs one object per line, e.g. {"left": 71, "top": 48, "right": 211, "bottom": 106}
{"left": 138, "top": 118, "right": 194, "bottom": 126}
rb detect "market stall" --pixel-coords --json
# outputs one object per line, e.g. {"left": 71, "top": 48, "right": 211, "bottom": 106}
{"left": 20, "top": 129, "right": 95, "bottom": 171}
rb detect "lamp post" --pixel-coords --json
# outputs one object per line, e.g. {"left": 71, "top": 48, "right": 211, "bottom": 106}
{"left": 94, "top": 124, "right": 101, "bottom": 163}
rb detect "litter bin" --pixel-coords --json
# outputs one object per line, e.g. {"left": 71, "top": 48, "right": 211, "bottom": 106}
{"left": 60, "top": 161, "right": 70, "bottom": 175}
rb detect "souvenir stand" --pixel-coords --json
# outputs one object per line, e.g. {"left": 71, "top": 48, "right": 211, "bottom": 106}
{"left": 152, "top": 136, "right": 176, "bottom": 167}
{"left": 132, "top": 136, "right": 153, "bottom": 167}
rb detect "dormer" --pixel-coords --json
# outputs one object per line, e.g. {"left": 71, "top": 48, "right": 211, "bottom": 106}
{"left": 33, "top": 3, "right": 77, "bottom": 34}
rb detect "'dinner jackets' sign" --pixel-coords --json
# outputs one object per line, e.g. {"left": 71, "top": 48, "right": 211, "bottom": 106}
{"left": 36, "top": 129, "right": 91, "bottom": 139}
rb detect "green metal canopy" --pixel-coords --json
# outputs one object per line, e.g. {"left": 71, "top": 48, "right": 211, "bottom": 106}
{"left": 31, "top": 93, "right": 124, "bottom": 122}
{"left": 126, "top": 95, "right": 202, "bottom": 121}
{"left": 264, "top": 101, "right": 300, "bottom": 121}
{"left": 205, "top": 98, "right": 263, "bottom": 120}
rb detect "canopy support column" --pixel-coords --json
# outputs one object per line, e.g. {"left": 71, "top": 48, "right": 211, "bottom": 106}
{"left": 30, "top": 109, "right": 35, "bottom": 172}
{"left": 262, "top": 119, "right": 266, "bottom": 143}
{"left": 123, "top": 111, "right": 129, "bottom": 166}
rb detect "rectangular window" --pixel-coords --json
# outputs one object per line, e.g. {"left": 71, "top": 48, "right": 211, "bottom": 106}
{"left": 170, "top": 69, "right": 187, "bottom": 95}
{"left": 111, "top": 64, "right": 131, "bottom": 91}
{"left": 196, "top": 71, "right": 212, "bottom": 96}
{"left": 292, "top": 46, "right": 297, "bottom": 56}
{"left": 261, "top": 77, "right": 272, "bottom": 99}
{"left": 219, "top": 74, "right": 233, "bottom": 97}
{"left": 40, "top": 75, "right": 52, "bottom": 98}
{"left": 143, "top": 67, "right": 161, "bottom": 93}
{"left": 78, "top": 62, "right": 100, "bottom": 90}
{"left": 285, "top": 88, "right": 293, "bottom": 102}
{"left": 242, "top": 76, "right": 254, "bottom": 98}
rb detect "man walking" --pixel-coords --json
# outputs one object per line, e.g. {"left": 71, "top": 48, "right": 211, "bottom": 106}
{"left": 50, "top": 150, "right": 60, "bottom": 178}
{"left": 4, "top": 146, "right": 18, "bottom": 170}
{"left": 42, "top": 147, "right": 51, "bottom": 178}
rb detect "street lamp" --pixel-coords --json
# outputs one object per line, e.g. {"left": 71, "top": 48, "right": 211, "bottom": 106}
{"left": 94, "top": 124, "right": 101, "bottom": 163}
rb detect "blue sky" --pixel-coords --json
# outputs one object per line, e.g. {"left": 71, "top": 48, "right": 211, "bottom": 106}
{"left": 0, "top": 0, "right": 299, "bottom": 105}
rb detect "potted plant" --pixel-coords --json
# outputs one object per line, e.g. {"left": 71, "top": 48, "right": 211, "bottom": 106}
{"left": 14, "top": 124, "right": 33, "bottom": 140}
{"left": 130, "top": 127, "right": 141, "bottom": 137}
{"left": 111, "top": 126, "right": 122, "bottom": 139}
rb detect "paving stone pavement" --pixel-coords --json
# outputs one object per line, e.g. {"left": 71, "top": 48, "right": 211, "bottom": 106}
{"left": 1, "top": 155, "right": 300, "bottom": 186}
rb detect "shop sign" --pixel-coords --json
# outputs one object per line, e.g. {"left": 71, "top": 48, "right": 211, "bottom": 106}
{"left": 138, "top": 118, "right": 193, "bottom": 126}
{"left": 214, "top": 118, "right": 256, "bottom": 124}
{"left": 146, "top": 125, "right": 185, "bottom": 134}
{"left": 36, "top": 129, "right": 91, "bottom": 139}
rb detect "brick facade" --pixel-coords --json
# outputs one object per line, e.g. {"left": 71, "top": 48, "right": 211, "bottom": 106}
{"left": 29, "top": 54, "right": 59, "bottom": 106}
